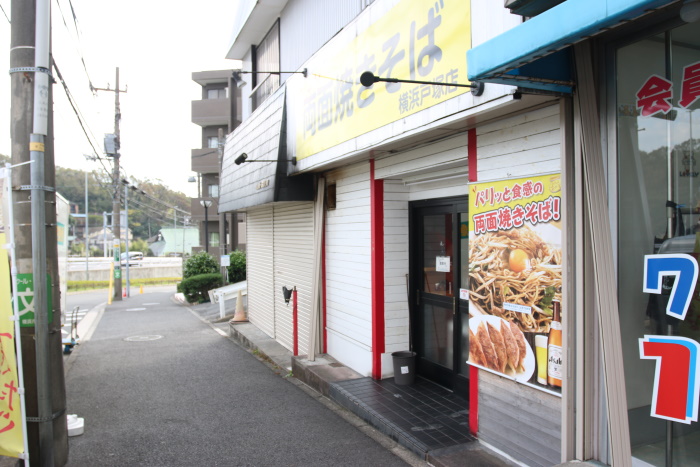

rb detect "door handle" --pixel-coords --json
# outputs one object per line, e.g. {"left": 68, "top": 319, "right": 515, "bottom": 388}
{"left": 453, "top": 296, "right": 456, "bottom": 315}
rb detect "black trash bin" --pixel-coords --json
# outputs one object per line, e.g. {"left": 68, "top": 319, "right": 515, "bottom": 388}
{"left": 392, "top": 351, "right": 417, "bottom": 385}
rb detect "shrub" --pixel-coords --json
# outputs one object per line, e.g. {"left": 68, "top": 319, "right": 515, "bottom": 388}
{"left": 177, "top": 273, "right": 222, "bottom": 303}
{"left": 183, "top": 252, "right": 218, "bottom": 279}
{"left": 227, "top": 250, "right": 246, "bottom": 283}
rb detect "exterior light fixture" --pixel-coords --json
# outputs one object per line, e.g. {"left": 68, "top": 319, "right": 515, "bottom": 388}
{"left": 234, "top": 152, "right": 297, "bottom": 166}
{"left": 681, "top": 0, "right": 700, "bottom": 22}
{"left": 232, "top": 68, "right": 308, "bottom": 88}
{"left": 359, "top": 71, "right": 485, "bottom": 96}
{"left": 282, "top": 286, "right": 294, "bottom": 305}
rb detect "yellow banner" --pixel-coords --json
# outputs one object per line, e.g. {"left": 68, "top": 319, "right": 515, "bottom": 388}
{"left": 0, "top": 232, "right": 25, "bottom": 457}
{"left": 291, "top": 0, "right": 471, "bottom": 160}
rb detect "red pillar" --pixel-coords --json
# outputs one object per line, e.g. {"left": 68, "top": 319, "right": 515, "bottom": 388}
{"left": 370, "top": 159, "right": 385, "bottom": 380}
{"left": 468, "top": 127, "right": 479, "bottom": 434}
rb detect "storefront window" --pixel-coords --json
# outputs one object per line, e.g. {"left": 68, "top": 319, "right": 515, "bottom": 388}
{"left": 617, "top": 21, "right": 700, "bottom": 466}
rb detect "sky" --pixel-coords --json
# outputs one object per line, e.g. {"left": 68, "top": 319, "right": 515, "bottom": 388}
{"left": 0, "top": 0, "right": 241, "bottom": 200}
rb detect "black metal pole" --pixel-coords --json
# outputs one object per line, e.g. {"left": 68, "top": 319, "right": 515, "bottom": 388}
{"left": 204, "top": 205, "right": 209, "bottom": 253}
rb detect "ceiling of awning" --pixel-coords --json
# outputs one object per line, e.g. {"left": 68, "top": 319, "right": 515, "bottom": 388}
{"left": 467, "top": 0, "right": 678, "bottom": 92}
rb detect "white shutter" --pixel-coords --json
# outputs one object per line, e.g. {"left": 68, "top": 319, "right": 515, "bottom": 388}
{"left": 273, "top": 202, "right": 315, "bottom": 352}
{"left": 246, "top": 206, "right": 275, "bottom": 338}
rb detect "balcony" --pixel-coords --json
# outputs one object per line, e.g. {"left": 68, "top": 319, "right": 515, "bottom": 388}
{"left": 191, "top": 148, "right": 220, "bottom": 174}
{"left": 190, "top": 197, "right": 219, "bottom": 222}
{"left": 191, "top": 98, "right": 231, "bottom": 127}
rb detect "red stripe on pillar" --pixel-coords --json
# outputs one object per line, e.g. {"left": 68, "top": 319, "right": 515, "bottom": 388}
{"left": 293, "top": 288, "right": 299, "bottom": 356}
{"left": 468, "top": 128, "right": 477, "bottom": 183}
{"left": 322, "top": 216, "right": 328, "bottom": 354}
{"left": 469, "top": 365, "right": 479, "bottom": 435}
{"left": 468, "top": 128, "right": 479, "bottom": 435}
{"left": 370, "top": 159, "right": 385, "bottom": 380}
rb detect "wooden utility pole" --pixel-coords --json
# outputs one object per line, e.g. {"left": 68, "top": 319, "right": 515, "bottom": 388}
{"left": 94, "top": 68, "right": 126, "bottom": 300}
{"left": 10, "top": 0, "right": 69, "bottom": 464}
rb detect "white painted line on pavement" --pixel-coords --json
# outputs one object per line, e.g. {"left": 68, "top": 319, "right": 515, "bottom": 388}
{"left": 126, "top": 308, "right": 146, "bottom": 311}
{"left": 214, "top": 328, "right": 227, "bottom": 337}
{"left": 143, "top": 303, "right": 160, "bottom": 306}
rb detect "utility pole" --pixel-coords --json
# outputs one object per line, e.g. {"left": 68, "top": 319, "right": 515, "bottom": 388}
{"left": 95, "top": 68, "right": 126, "bottom": 300}
{"left": 10, "top": 0, "right": 69, "bottom": 464}
{"left": 218, "top": 128, "right": 227, "bottom": 283}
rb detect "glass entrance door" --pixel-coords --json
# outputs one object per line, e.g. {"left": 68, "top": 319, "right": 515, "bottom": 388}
{"left": 410, "top": 198, "right": 469, "bottom": 394}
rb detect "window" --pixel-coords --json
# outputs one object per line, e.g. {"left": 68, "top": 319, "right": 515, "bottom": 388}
{"left": 210, "top": 232, "right": 220, "bottom": 248}
{"left": 208, "top": 184, "right": 219, "bottom": 198}
{"left": 207, "top": 88, "right": 227, "bottom": 99}
{"left": 252, "top": 21, "right": 280, "bottom": 110}
{"left": 615, "top": 21, "right": 700, "bottom": 466}
{"left": 207, "top": 137, "right": 219, "bottom": 149}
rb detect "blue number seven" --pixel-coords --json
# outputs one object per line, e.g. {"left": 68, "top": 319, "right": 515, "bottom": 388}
{"left": 644, "top": 254, "right": 699, "bottom": 321}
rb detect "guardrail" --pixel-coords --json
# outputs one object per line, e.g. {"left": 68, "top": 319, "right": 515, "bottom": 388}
{"left": 208, "top": 281, "right": 247, "bottom": 319}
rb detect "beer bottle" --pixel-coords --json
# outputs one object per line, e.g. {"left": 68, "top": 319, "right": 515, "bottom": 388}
{"left": 547, "top": 300, "right": 563, "bottom": 387}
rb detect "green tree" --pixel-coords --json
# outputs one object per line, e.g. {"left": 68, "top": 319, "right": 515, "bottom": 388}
{"left": 130, "top": 238, "right": 149, "bottom": 255}
{"left": 183, "top": 252, "right": 218, "bottom": 279}
{"left": 227, "top": 250, "right": 246, "bottom": 283}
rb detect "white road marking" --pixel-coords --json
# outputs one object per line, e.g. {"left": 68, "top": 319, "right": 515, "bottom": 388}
{"left": 126, "top": 308, "right": 146, "bottom": 311}
{"left": 143, "top": 303, "right": 160, "bottom": 306}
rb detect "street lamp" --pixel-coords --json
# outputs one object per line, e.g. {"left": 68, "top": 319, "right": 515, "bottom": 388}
{"left": 200, "top": 199, "right": 213, "bottom": 253}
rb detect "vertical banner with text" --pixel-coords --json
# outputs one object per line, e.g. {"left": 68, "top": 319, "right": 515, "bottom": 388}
{"left": 0, "top": 169, "right": 25, "bottom": 457}
{"left": 468, "top": 174, "right": 564, "bottom": 395}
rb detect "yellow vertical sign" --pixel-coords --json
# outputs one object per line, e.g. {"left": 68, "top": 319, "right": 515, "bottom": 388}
{"left": 0, "top": 232, "right": 24, "bottom": 457}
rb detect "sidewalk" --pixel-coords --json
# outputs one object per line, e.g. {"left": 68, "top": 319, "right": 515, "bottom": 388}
{"left": 181, "top": 293, "right": 518, "bottom": 467}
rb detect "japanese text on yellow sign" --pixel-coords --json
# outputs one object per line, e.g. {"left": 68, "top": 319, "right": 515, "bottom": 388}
{"left": 0, "top": 233, "right": 24, "bottom": 457}
{"left": 292, "top": 0, "right": 471, "bottom": 160}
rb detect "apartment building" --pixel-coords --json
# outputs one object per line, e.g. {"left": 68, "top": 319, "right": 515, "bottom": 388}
{"left": 191, "top": 70, "right": 245, "bottom": 257}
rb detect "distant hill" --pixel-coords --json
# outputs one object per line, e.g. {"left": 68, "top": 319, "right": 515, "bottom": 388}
{"left": 0, "top": 153, "right": 190, "bottom": 240}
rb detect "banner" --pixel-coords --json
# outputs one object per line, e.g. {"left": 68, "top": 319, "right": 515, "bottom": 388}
{"left": 467, "top": 173, "right": 563, "bottom": 395}
{"left": 0, "top": 169, "right": 25, "bottom": 457}
{"left": 289, "top": 0, "right": 471, "bottom": 160}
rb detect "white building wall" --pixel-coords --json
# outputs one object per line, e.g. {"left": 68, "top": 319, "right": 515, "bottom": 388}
{"left": 324, "top": 162, "right": 373, "bottom": 375}
{"left": 246, "top": 206, "right": 275, "bottom": 337}
{"left": 477, "top": 104, "right": 561, "bottom": 181}
{"left": 272, "top": 202, "right": 315, "bottom": 353}
{"left": 382, "top": 180, "right": 410, "bottom": 357}
{"left": 280, "top": 0, "right": 366, "bottom": 75}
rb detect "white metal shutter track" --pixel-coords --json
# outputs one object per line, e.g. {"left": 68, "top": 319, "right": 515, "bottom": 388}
{"left": 246, "top": 206, "right": 275, "bottom": 338}
{"left": 273, "top": 202, "right": 315, "bottom": 353}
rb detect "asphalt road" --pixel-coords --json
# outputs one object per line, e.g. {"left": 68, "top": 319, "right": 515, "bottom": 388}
{"left": 64, "top": 289, "right": 409, "bottom": 466}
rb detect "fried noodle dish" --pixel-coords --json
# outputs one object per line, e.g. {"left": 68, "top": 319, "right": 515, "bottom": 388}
{"left": 469, "top": 226, "right": 562, "bottom": 332}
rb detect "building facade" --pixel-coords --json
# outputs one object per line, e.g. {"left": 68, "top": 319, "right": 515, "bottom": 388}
{"left": 220, "top": 0, "right": 700, "bottom": 465}
{"left": 190, "top": 70, "right": 245, "bottom": 258}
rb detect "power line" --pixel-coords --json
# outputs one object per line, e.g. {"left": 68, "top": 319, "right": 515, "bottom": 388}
{"left": 54, "top": 0, "right": 96, "bottom": 91}
{"left": 52, "top": 60, "right": 103, "bottom": 159}
{"left": 0, "top": 2, "right": 9, "bottom": 23}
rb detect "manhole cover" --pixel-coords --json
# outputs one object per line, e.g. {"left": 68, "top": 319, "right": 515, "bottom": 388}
{"left": 124, "top": 335, "right": 163, "bottom": 342}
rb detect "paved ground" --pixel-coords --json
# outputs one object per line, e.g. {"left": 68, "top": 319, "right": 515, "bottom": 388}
{"left": 62, "top": 287, "right": 414, "bottom": 466}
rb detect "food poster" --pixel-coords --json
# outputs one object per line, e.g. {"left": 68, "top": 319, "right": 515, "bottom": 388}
{"left": 468, "top": 174, "right": 563, "bottom": 395}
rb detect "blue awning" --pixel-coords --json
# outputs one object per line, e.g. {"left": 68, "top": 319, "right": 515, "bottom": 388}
{"left": 467, "top": 0, "right": 676, "bottom": 92}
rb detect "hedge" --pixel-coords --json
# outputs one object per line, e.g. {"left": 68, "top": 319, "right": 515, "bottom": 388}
{"left": 176, "top": 273, "right": 223, "bottom": 304}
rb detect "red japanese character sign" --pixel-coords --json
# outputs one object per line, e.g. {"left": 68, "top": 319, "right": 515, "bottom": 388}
{"left": 636, "top": 75, "right": 674, "bottom": 117}
{"left": 680, "top": 61, "right": 700, "bottom": 109}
